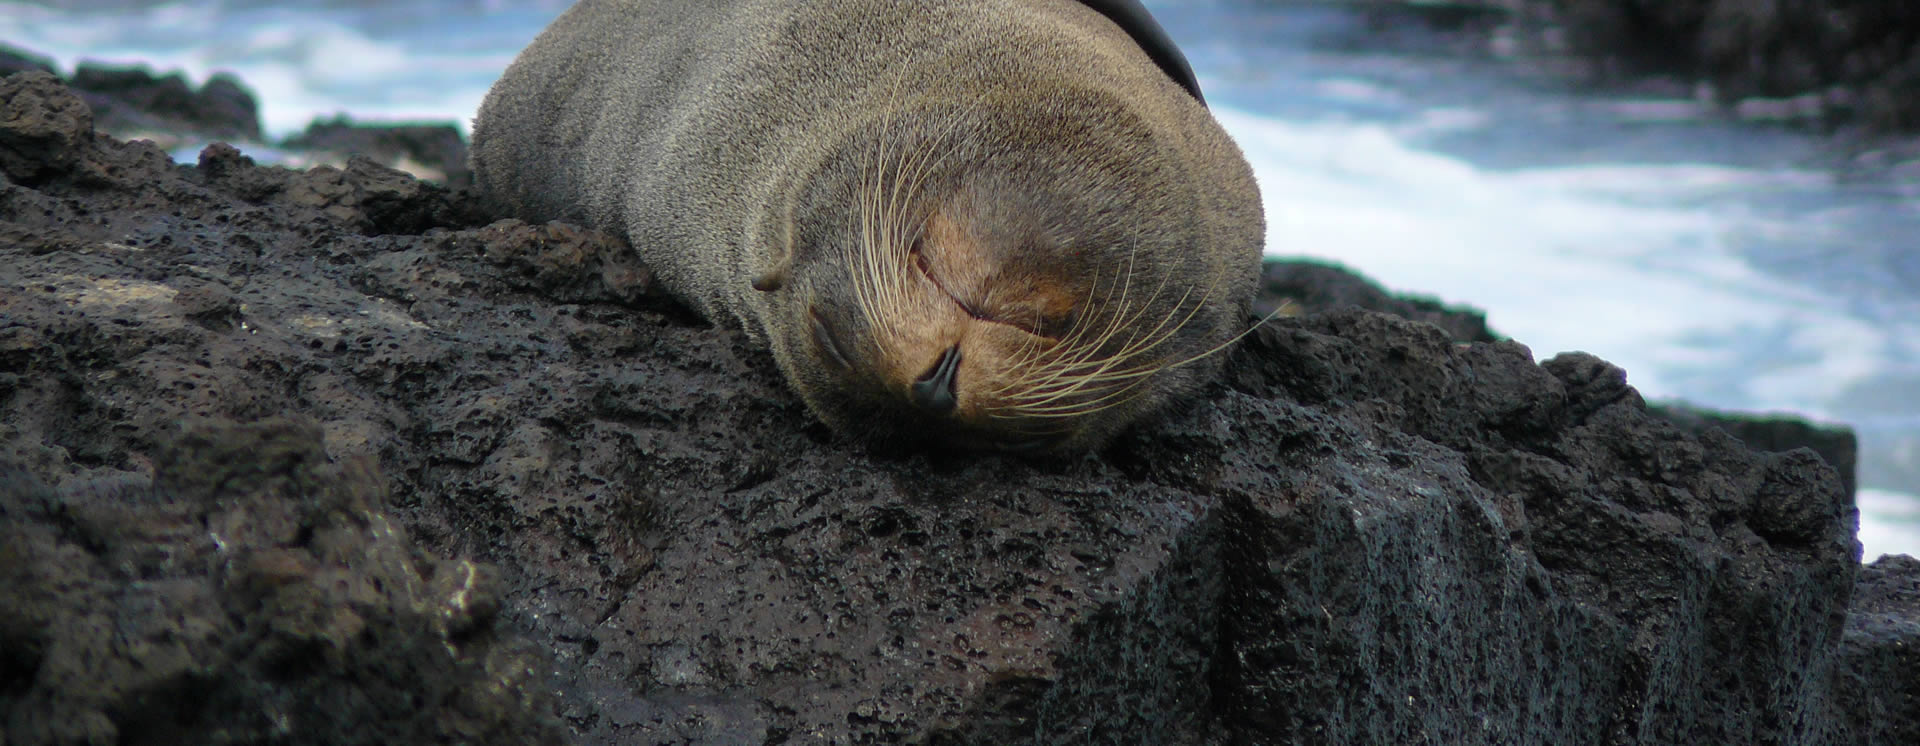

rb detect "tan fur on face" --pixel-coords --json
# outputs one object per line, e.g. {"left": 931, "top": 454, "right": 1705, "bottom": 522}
{"left": 857, "top": 191, "right": 1088, "bottom": 430}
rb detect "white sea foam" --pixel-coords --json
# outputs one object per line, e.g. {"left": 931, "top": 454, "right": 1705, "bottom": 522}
{"left": 1316, "top": 77, "right": 1400, "bottom": 105}
{"left": 1215, "top": 107, "right": 1903, "bottom": 415}
{"left": 1861, "top": 489, "right": 1920, "bottom": 561}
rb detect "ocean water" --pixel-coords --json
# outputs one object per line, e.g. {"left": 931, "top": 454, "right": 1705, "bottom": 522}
{"left": 5, "top": 0, "right": 1916, "bottom": 559}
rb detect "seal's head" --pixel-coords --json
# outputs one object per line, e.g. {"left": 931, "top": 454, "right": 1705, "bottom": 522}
{"left": 754, "top": 91, "right": 1259, "bottom": 453}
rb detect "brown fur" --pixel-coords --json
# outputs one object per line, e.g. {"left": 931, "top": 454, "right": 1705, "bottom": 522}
{"left": 471, "top": 0, "right": 1264, "bottom": 451}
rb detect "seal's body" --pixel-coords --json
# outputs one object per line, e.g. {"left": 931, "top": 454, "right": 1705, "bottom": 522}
{"left": 472, "top": 0, "right": 1264, "bottom": 451}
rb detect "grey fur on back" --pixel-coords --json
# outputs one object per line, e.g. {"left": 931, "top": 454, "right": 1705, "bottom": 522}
{"left": 470, "top": 0, "right": 1250, "bottom": 340}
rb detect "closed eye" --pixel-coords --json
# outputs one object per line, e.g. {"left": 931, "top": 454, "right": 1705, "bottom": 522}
{"left": 809, "top": 306, "right": 854, "bottom": 370}
{"left": 912, "top": 248, "right": 1063, "bottom": 340}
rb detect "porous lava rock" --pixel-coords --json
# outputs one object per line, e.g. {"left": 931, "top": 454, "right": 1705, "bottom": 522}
{"left": 3, "top": 71, "right": 1916, "bottom": 745}
{"left": 0, "top": 419, "right": 560, "bottom": 745}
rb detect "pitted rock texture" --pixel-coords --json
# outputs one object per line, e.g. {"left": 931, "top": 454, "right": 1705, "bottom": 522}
{"left": 3, "top": 71, "right": 1916, "bottom": 745}
{"left": 0, "top": 418, "right": 560, "bottom": 745}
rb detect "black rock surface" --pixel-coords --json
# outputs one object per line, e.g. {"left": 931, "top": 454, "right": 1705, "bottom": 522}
{"left": 3, "top": 70, "right": 1915, "bottom": 745}
{"left": 0, "top": 419, "right": 561, "bottom": 745}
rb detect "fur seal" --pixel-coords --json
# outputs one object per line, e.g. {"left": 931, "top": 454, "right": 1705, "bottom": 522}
{"left": 471, "top": 0, "right": 1265, "bottom": 452}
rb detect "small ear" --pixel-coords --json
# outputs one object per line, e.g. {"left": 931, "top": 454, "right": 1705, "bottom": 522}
{"left": 753, "top": 211, "right": 799, "bottom": 292}
{"left": 751, "top": 237, "right": 794, "bottom": 291}
{"left": 751, "top": 264, "right": 788, "bottom": 292}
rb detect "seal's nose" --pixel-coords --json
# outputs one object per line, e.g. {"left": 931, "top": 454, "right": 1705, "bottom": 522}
{"left": 909, "top": 344, "right": 961, "bottom": 414}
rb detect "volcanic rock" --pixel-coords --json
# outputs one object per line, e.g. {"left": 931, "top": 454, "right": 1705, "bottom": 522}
{"left": 2, "top": 71, "right": 1915, "bottom": 745}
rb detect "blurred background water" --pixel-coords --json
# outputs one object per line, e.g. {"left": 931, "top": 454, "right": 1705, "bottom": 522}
{"left": 4, "top": 0, "right": 1916, "bottom": 558}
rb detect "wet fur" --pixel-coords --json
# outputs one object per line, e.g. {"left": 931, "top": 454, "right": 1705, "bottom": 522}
{"left": 472, "top": 0, "right": 1264, "bottom": 451}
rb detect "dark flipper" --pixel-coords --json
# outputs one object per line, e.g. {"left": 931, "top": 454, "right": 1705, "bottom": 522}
{"left": 1077, "top": 0, "right": 1205, "bottom": 104}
